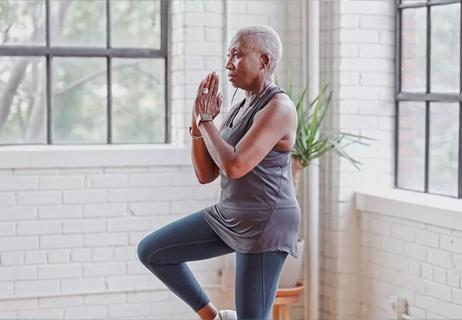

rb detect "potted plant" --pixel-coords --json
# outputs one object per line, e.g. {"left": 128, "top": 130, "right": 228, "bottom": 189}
{"left": 276, "top": 80, "right": 371, "bottom": 288}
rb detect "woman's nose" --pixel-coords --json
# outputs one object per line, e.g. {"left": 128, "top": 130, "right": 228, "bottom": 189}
{"left": 225, "top": 59, "right": 234, "bottom": 70}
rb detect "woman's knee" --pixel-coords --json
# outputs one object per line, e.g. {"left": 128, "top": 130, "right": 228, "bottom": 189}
{"left": 137, "top": 233, "right": 162, "bottom": 266}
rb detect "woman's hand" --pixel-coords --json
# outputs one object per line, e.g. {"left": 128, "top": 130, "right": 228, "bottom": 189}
{"left": 193, "top": 72, "right": 223, "bottom": 120}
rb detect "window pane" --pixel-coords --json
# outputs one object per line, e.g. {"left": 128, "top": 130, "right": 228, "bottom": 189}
{"left": 111, "top": 1, "right": 161, "bottom": 49}
{"left": 112, "top": 59, "right": 165, "bottom": 143}
{"left": 398, "top": 102, "right": 426, "bottom": 191}
{"left": 430, "top": 4, "right": 460, "bottom": 93}
{"left": 429, "top": 103, "right": 459, "bottom": 196}
{"left": 0, "top": 57, "right": 47, "bottom": 144}
{"left": 50, "top": 0, "right": 106, "bottom": 47}
{"left": 0, "top": 0, "right": 45, "bottom": 46}
{"left": 52, "top": 58, "right": 107, "bottom": 144}
{"left": 401, "top": 8, "right": 426, "bottom": 92}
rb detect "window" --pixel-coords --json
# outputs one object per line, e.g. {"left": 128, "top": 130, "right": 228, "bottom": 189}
{"left": 0, "top": 0, "right": 168, "bottom": 145}
{"left": 396, "top": 0, "right": 461, "bottom": 198}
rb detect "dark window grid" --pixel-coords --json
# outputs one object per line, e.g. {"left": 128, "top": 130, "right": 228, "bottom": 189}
{"left": 395, "top": 0, "right": 462, "bottom": 198}
{"left": 0, "top": 0, "right": 169, "bottom": 145}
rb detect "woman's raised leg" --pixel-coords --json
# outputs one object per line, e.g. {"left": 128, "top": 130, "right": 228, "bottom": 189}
{"left": 137, "top": 210, "right": 235, "bottom": 319}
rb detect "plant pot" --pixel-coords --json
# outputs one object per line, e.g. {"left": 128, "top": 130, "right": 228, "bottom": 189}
{"left": 278, "top": 239, "right": 305, "bottom": 288}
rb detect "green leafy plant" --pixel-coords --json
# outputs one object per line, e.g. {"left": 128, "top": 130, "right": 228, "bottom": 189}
{"left": 277, "top": 76, "right": 372, "bottom": 171}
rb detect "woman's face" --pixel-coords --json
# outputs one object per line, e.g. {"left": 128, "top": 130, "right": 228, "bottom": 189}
{"left": 225, "top": 36, "right": 264, "bottom": 90}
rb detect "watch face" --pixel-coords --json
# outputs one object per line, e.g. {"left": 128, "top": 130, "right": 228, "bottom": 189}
{"left": 200, "top": 113, "right": 212, "bottom": 121}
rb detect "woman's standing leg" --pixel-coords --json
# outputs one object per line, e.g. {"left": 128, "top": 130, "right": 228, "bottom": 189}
{"left": 137, "top": 210, "right": 235, "bottom": 319}
{"left": 235, "top": 251, "right": 288, "bottom": 320}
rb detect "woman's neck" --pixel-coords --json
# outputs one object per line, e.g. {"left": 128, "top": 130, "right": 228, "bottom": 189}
{"left": 245, "top": 79, "right": 272, "bottom": 98}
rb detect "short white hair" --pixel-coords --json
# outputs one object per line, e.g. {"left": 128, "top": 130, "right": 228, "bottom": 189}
{"left": 231, "top": 25, "right": 283, "bottom": 75}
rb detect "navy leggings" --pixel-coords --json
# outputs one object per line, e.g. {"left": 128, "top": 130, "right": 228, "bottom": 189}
{"left": 137, "top": 210, "right": 288, "bottom": 320}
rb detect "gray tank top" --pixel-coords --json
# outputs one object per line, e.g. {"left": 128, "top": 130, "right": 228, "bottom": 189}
{"left": 201, "top": 85, "right": 301, "bottom": 259}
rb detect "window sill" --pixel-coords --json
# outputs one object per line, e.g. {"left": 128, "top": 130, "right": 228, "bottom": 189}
{"left": 355, "top": 188, "right": 462, "bottom": 231}
{"left": 0, "top": 144, "right": 191, "bottom": 169}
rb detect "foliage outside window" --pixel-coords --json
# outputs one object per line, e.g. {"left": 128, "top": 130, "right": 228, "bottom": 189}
{"left": 0, "top": 0, "right": 168, "bottom": 145}
{"left": 396, "top": 0, "right": 461, "bottom": 198}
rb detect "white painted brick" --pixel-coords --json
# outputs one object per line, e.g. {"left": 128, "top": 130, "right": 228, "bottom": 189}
{"left": 0, "top": 207, "right": 36, "bottom": 221}
{"left": 360, "top": 44, "right": 393, "bottom": 59}
{"left": 340, "top": 1, "right": 391, "bottom": 15}
{"left": 205, "top": 28, "right": 222, "bottom": 41}
{"left": 25, "top": 251, "right": 47, "bottom": 264}
{"left": 48, "top": 250, "right": 69, "bottom": 263}
{"left": 0, "top": 236, "right": 38, "bottom": 252}
{"left": 107, "top": 188, "right": 150, "bottom": 202}
{"left": 205, "top": 0, "right": 223, "bottom": 13}
{"left": 149, "top": 187, "right": 193, "bottom": 201}
{"left": 64, "top": 305, "right": 107, "bottom": 320}
{"left": 62, "top": 219, "right": 105, "bottom": 234}
{"left": 185, "top": 13, "right": 222, "bottom": 27}
{"left": 15, "top": 279, "right": 60, "bottom": 296}
{"left": 107, "top": 217, "right": 152, "bottom": 232}
{"left": 127, "top": 290, "right": 170, "bottom": 303}
{"left": 391, "top": 224, "right": 415, "bottom": 242}
{"left": 415, "top": 230, "right": 440, "bottom": 248}
{"left": 339, "top": 115, "right": 379, "bottom": 129}
{"left": 61, "top": 278, "right": 106, "bottom": 294}
{"left": 84, "top": 203, "right": 127, "bottom": 218}
{"left": 70, "top": 248, "right": 92, "bottom": 262}
{"left": 403, "top": 243, "right": 426, "bottom": 261}
{"left": 359, "top": 72, "right": 394, "bottom": 87}
{"left": 0, "top": 282, "right": 13, "bottom": 298}
{"left": 453, "top": 287, "right": 462, "bottom": 304}
{"left": 109, "top": 302, "right": 151, "bottom": 318}
{"left": 421, "top": 263, "right": 433, "bottom": 280}
{"left": 0, "top": 222, "right": 15, "bottom": 236}
{"left": 441, "top": 236, "right": 462, "bottom": 255}
{"left": 340, "top": 15, "right": 360, "bottom": 29}
{"left": 84, "top": 233, "right": 128, "bottom": 247}
{"left": 17, "top": 309, "right": 63, "bottom": 319}
{"left": 83, "top": 262, "right": 125, "bottom": 277}
{"left": 106, "top": 275, "right": 154, "bottom": 291}
{"left": 360, "top": 15, "right": 393, "bottom": 30}
{"left": 39, "top": 295, "right": 83, "bottom": 308}
{"left": 128, "top": 173, "right": 171, "bottom": 187}
{"left": 426, "top": 281, "right": 451, "bottom": 302}
{"left": 428, "top": 225, "right": 451, "bottom": 235}
{"left": 0, "top": 266, "right": 36, "bottom": 280}
{"left": 91, "top": 247, "right": 114, "bottom": 262}
{"left": 17, "top": 191, "right": 61, "bottom": 205}
{"left": 17, "top": 221, "right": 61, "bottom": 235}
{"left": 40, "top": 235, "right": 83, "bottom": 249}
{"left": 184, "top": 0, "right": 204, "bottom": 12}
{"left": 128, "top": 202, "right": 170, "bottom": 216}
{"left": 1, "top": 251, "right": 23, "bottom": 265}
{"left": 171, "top": 200, "right": 214, "bottom": 214}
{"left": 38, "top": 205, "right": 82, "bottom": 219}
{"left": 0, "top": 193, "right": 14, "bottom": 206}
{"left": 408, "top": 260, "right": 421, "bottom": 276}
{"left": 339, "top": 72, "right": 360, "bottom": 85}
{"left": 434, "top": 266, "right": 447, "bottom": 284}
{"left": 340, "top": 29, "right": 380, "bottom": 43}
{"left": 114, "top": 246, "right": 137, "bottom": 261}
{"left": 39, "top": 176, "right": 84, "bottom": 190}
{"left": 38, "top": 264, "right": 82, "bottom": 279}
{"left": 63, "top": 190, "right": 106, "bottom": 204}
{"left": 381, "top": 238, "right": 404, "bottom": 255}
{"left": 84, "top": 292, "right": 126, "bottom": 305}
{"left": 127, "top": 260, "right": 146, "bottom": 274}
{"left": 446, "top": 270, "right": 460, "bottom": 288}
{"left": 339, "top": 44, "right": 360, "bottom": 57}
{"left": 88, "top": 175, "right": 128, "bottom": 188}
{"left": 0, "top": 176, "right": 38, "bottom": 191}
{"left": 428, "top": 249, "right": 452, "bottom": 268}
{"left": 0, "top": 298, "right": 37, "bottom": 311}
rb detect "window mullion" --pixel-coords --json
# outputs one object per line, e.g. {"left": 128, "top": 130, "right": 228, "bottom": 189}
{"left": 45, "top": 0, "right": 52, "bottom": 144}
{"left": 424, "top": 3, "right": 431, "bottom": 193}
{"left": 106, "top": 0, "right": 112, "bottom": 144}
{"left": 459, "top": 1, "right": 462, "bottom": 198}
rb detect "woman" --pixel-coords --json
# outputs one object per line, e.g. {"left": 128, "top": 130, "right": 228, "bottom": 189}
{"left": 137, "top": 25, "right": 301, "bottom": 320}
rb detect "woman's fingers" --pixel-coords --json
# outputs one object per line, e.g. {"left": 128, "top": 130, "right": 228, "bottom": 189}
{"left": 211, "top": 72, "right": 219, "bottom": 98}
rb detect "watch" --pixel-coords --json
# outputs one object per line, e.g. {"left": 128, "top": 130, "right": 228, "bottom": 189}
{"left": 196, "top": 112, "right": 213, "bottom": 127}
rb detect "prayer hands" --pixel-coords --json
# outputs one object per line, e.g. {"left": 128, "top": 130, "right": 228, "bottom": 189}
{"left": 193, "top": 72, "right": 223, "bottom": 120}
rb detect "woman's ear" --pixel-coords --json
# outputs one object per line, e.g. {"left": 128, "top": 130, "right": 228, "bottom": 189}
{"left": 261, "top": 54, "right": 270, "bottom": 71}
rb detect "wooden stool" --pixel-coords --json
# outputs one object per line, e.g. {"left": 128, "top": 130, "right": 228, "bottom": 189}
{"left": 272, "top": 281, "right": 304, "bottom": 320}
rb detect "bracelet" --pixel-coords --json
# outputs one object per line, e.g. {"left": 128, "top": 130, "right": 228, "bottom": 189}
{"left": 189, "top": 126, "right": 203, "bottom": 140}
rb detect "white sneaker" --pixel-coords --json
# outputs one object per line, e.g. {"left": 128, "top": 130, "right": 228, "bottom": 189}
{"left": 215, "top": 309, "right": 238, "bottom": 320}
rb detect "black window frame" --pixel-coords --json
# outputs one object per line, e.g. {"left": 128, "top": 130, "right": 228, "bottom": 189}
{"left": 0, "top": 0, "right": 169, "bottom": 145}
{"left": 395, "top": 0, "right": 462, "bottom": 198}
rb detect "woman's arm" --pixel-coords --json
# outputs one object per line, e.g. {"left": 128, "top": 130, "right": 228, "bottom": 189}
{"left": 190, "top": 117, "right": 224, "bottom": 184}
{"left": 199, "top": 98, "right": 294, "bottom": 180}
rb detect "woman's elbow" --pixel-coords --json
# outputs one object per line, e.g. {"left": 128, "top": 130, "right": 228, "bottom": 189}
{"left": 223, "top": 164, "right": 244, "bottom": 180}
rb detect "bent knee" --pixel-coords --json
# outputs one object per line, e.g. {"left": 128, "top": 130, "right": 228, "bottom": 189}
{"left": 137, "top": 237, "right": 155, "bottom": 266}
